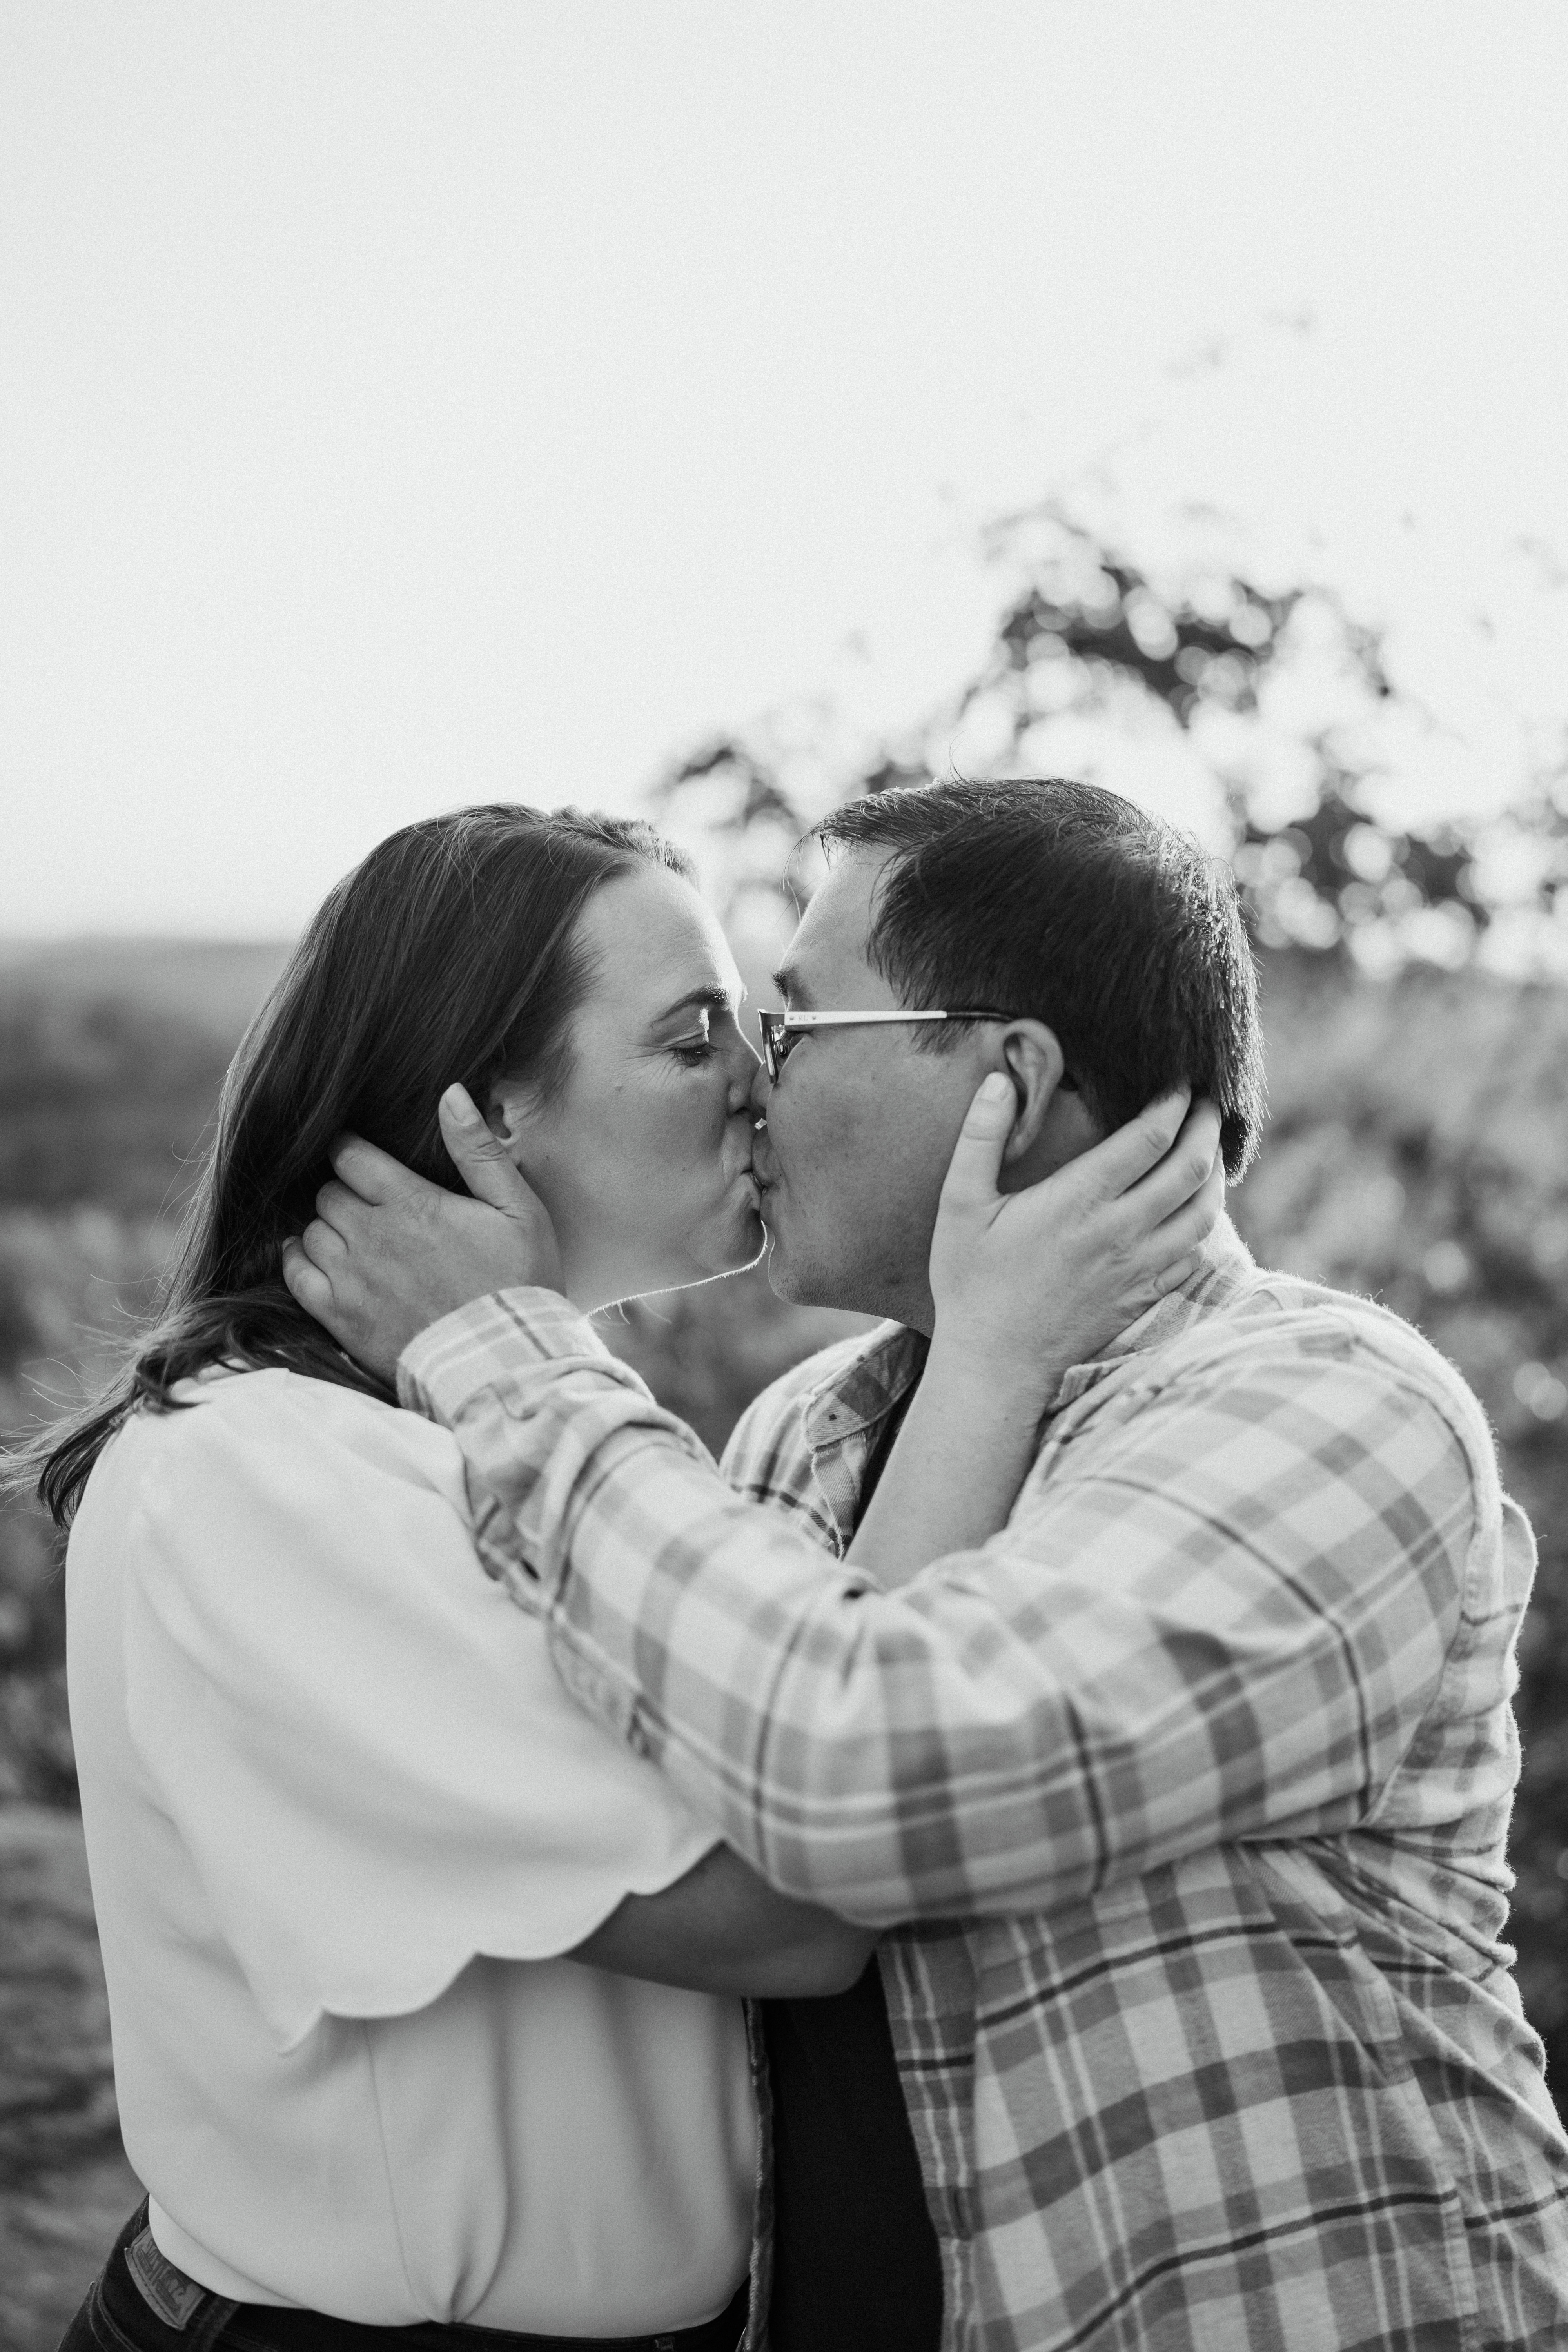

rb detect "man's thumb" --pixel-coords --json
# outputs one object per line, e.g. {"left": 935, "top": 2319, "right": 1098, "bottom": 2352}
{"left": 438, "top": 1085, "right": 537, "bottom": 1216}
{"left": 940, "top": 1073, "right": 1016, "bottom": 1210}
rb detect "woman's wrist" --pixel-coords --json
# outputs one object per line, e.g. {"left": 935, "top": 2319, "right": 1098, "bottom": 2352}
{"left": 924, "top": 1324, "right": 1072, "bottom": 1424}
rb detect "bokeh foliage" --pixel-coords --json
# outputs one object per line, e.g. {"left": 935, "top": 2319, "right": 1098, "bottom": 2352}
{"left": 643, "top": 507, "right": 1568, "bottom": 2101}
{"left": 2, "top": 522, "right": 1566, "bottom": 2146}
{"left": 655, "top": 503, "right": 1568, "bottom": 973}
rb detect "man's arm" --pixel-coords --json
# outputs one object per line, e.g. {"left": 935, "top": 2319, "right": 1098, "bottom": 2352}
{"left": 403, "top": 1289, "right": 1480, "bottom": 1926}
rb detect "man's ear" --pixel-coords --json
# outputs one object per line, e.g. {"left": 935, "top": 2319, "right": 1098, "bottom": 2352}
{"left": 995, "top": 1022, "right": 1071, "bottom": 1163}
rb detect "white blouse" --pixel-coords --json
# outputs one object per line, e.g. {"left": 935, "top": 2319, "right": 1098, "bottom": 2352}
{"left": 66, "top": 1367, "right": 755, "bottom": 2332}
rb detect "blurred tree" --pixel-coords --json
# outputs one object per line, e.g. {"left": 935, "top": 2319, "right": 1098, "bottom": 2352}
{"left": 650, "top": 506, "right": 1568, "bottom": 2114}
{"left": 1231, "top": 957, "right": 1568, "bottom": 2099}
{"left": 655, "top": 503, "right": 1568, "bottom": 974}
{"left": 2, "top": 546, "right": 1565, "bottom": 2125}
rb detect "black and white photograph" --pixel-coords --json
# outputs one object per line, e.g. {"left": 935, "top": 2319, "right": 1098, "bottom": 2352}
{"left": 2, "top": 9, "right": 1566, "bottom": 2350}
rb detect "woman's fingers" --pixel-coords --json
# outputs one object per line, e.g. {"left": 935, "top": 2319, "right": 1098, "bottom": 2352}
{"left": 1067, "top": 1085, "right": 1193, "bottom": 1204}
{"left": 938, "top": 1075, "right": 1018, "bottom": 1219}
{"left": 1119, "top": 1099, "right": 1224, "bottom": 1229}
{"left": 1149, "top": 1248, "right": 1205, "bottom": 1299}
{"left": 1139, "top": 1156, "right": 1227, "bottom": 1270}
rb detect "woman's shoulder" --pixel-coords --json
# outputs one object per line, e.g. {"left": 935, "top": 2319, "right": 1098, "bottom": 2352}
{"left": 71, "top": 1365, "right": 485, "bottom": 1646}
{"left": 93, "top": 1364, "right": 467, "bottom": 1517}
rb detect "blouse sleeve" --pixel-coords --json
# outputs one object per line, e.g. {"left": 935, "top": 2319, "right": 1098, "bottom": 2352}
{"left": 113, "top": 1371, "right": 721, "bottom": 2052}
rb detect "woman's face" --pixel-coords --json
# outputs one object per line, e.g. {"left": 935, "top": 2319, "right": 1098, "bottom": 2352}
{"left": 488, "top": 863, "right": 764, "bottom": 1311}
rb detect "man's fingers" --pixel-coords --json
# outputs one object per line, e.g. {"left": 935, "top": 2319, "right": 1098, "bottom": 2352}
{"left": 938, "top": 1075, "right": 1018, "bottom": 1215}
{"left": 437, "top": 1085, "right": 542, "bottom": 1218}
{"left": 299, "top": 1216, "right": 349, "bottom": 1274}
{"left": 311, "top": 1179, "right": 368, "bottom": 1243}
{"left": 328, "top": 1132, "right": 431, "bottom": 1207}
{"left": 280, "top": 1237, "right": 336, "bottom": 1323}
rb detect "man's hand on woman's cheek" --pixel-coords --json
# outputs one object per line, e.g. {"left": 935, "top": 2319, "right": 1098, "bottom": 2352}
{"left": 281, "top": 1085, "right": 564, "bottom": 1383}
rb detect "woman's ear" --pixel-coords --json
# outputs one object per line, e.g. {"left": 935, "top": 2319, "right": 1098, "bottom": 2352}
{"left": 482, "top": 1078, "right": 537, "bottom": 1166}
{"left": 997, "top": 1023, "right": 1071, "bottom": 1163}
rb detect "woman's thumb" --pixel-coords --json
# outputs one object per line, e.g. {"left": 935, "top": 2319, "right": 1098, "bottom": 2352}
{"left": 438, "top": 1084, "right": 538, "bottom": 1216}
{"left": 939, "top": 1073, "right": 1017, "bottom": 1212}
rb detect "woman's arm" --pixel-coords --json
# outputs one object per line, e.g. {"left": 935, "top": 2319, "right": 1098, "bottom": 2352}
{"left": 846, "top": 1083, "right": 1224, "bottom": 1587}
{"left": 568, "top": 1844, "right": 874, "bottom": 1998}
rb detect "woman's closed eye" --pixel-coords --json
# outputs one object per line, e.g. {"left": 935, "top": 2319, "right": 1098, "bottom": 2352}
{"left": 668, "top": 1009, "right": 716, "bottom": 1067}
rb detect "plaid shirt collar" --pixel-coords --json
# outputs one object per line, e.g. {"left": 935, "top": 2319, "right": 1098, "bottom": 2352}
{"left": 798, "top": 1216, "right": 1260, "bottom": 1460}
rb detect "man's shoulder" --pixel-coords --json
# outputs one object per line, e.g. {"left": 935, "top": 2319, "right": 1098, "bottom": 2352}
{"left": 1206, "top": 1267, "right": 1477, "bottom": 1388}
{"left": 1089, "top": 1265, "right": 1501, "bottom": 1476}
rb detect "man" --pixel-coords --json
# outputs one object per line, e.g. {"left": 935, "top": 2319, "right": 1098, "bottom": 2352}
{"left": 287, "top": 779, "right": 1568, "bottom": 2351}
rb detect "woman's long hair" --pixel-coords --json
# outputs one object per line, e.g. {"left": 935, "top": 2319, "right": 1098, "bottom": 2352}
{"left": 13, "top": 803, "right": 691, "bottom": 1528}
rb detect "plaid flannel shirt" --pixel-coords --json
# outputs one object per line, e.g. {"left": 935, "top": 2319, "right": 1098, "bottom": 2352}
{"left": 399, "top": 1225, "right": 1568, "bottom": 2352}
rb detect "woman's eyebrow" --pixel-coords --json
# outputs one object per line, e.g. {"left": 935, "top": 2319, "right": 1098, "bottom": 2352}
{"left": 650, "top": 984, "right": 739, "bottom": 1029}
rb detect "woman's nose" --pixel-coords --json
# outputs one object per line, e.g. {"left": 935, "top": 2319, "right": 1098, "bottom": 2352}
{"left": 726, "top": 1029, "right": 764, "bottom": 1116}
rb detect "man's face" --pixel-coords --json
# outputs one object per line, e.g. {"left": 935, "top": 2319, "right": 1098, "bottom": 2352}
{"left": 750, "top": 848, "right": 999, "bottom": 1328}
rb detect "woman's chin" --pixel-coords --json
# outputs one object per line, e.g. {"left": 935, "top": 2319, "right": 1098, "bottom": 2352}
{"left": 710, "top": 1203, "right": 768, "bottom": 1276}
{"left": 603, "top": 1208, "right": 766, "bottom": 1304}
{"left": 690, "top": 1201, "right": 768, "bottom": 1282}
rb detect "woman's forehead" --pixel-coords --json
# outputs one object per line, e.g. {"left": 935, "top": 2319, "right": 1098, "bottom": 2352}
{"left": 577, "top": 866, "right": 740, "bottom": 1013}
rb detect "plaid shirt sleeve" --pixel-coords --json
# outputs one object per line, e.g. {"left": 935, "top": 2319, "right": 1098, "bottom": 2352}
{"left": 399, "top": 1287, "right": 1484, "bottom": 1926}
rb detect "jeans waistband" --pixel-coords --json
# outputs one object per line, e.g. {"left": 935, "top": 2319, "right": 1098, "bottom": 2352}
{"left": 70, "top": 2202, "right": 748, "bottom": 2352}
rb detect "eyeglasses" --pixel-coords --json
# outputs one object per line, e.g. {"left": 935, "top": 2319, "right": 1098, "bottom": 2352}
{"left": 756, "top": 1005, "right": 1021, "bottom": 1083}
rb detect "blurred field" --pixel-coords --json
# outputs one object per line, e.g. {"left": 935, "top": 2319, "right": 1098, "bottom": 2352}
{"left": 1, "top": 938, "right": 1566, "bottom": 2348}
{"left": 0, "top": 1809, "right": 142, "bottom": 2348}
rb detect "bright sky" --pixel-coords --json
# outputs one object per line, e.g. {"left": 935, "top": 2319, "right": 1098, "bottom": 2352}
{"left": 3, "top": 2, "right": 1565, "bottom": 936}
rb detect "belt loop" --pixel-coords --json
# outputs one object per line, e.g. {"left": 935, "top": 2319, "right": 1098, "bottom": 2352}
{"left": 187, "top": 2296, "right": 245, "bottom": 2352}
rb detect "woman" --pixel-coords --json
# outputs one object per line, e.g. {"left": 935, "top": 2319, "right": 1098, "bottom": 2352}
{"left": 28, "top": 804, "right": 1218, "bottom": 2352}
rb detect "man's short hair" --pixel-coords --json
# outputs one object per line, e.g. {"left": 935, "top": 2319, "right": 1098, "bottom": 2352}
{"left": 813, "top": 777, "right": 1265, "bottom": 1177}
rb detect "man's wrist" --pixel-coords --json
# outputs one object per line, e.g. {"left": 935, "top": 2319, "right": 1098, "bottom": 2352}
{"left": 396, "top": 1285, "right": 609, "bottom": 1416}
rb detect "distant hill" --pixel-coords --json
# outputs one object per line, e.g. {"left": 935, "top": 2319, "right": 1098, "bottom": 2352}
{"left": 0, "top": 938, "right": 293, "bottom": 1217}
{"left": 0, "top": 938, "right": 293, "bottom": 1047}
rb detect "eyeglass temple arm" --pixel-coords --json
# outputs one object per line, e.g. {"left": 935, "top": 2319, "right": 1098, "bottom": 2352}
{"left": 769, "top": 1008, "right": 1013, "bottom": 1029}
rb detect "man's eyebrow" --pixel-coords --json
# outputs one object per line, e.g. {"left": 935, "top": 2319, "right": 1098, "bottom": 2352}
{"left": 651, "top": 984, "right": 740, "bottom": 1028}
{"left": 771, "top": 965, "right": 813, "bottom": 1007}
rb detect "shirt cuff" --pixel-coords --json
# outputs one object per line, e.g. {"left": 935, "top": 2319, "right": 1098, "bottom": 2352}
{"left": 396, "top": 1287, "right": 615, "bottom": 1419}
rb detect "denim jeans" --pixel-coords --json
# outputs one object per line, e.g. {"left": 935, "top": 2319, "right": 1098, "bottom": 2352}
{"left": 57, "top": 2203, "right": 749, "bottom": 2352}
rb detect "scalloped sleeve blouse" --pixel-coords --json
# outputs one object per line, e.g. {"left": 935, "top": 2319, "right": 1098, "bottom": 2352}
{"left": 65, "top": 1367, "right": 755, "bottom": 2333}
